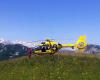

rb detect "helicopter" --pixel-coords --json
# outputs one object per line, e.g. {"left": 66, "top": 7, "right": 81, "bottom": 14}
{"left": 32, "top": 35, "right": 87, "bottom": 55}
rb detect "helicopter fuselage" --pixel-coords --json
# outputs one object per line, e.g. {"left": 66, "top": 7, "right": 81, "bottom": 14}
{"left": 33, "top": 41, "right": 62, "bottom": 55}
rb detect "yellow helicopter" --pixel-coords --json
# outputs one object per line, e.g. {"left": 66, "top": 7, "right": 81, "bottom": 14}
{"left": 33, "top": 35, "right": 87, "bottom": 55}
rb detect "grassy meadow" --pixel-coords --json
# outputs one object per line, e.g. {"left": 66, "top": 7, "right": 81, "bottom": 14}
{"left": 0, "top": 54, "right": 100, "bottom": 80}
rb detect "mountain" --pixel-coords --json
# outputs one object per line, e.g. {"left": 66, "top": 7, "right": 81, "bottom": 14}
{"left": 0, "top": 38, "right": 38, "bottom": 60}
{"left": 0, "top": 38, "right": 13, "bottom": 45}
{"left": 0, "top": 43, "right": 28, "bottom": 60}
{"left": 13, "top": 40, "right": 36, "bottom": 48}
{"left": 85, "top": 44, "right": 100, "bottom": 54}
{"left": 0, "top": 38, "right": 36, "bottom": 48}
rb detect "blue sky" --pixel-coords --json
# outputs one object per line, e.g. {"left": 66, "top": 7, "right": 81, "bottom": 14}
{"left": 0, "top": 0, "right": 100, "bottom": 44}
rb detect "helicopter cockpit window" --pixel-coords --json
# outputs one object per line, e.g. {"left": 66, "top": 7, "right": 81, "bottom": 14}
{"left": 35, "top": 46, "right": 42, "bottom": 50}
{"left": 41, "top": 42, "right": 45, "bottom": 44}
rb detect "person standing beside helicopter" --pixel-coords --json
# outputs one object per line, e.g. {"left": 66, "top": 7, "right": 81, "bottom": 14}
{"left": 27, "top": 48, "right": 33, "bottom": 59}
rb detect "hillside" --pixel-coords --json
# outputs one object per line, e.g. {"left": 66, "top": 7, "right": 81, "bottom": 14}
{"left": 0, "top": 43, "right": 28, "bottom": 60}
{"left": 0, "top": 54, "right": 100, "bottom": 80}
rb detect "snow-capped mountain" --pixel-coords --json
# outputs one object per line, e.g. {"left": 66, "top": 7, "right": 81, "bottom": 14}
{"left": 13, "top": 40, "right": 36, "bottom": 48}
{"left": 0, "top": 38, "right": 13, "bottom": 45}
{"left": 0, "top": 38, "right": 5, "bottom": 43}
{"left": 0, "top": 38, "right": 37, "bottom": 48}
{"left": 0, "top": 43, "right": 28, "bottom": 60}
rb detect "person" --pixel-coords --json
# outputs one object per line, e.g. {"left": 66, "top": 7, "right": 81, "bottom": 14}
{"left": 27, "top": 48, "right": 33, "bottom": 59}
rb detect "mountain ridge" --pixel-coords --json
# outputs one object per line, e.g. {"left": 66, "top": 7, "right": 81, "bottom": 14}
{"left": 0, "top": 38, "right": 100, "bottom": 61}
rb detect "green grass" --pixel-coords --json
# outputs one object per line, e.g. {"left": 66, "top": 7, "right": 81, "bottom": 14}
{"left": 0, "top": 54, "right": 100, "bottom": 80}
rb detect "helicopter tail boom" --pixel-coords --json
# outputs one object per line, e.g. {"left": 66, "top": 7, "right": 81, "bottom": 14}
{"left": 62, "top": 35, "right": 87, "bottom": 49}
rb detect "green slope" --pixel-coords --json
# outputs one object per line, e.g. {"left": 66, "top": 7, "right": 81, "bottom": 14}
{"left": 0, "top": 54, "right": 100, "bottom": 80}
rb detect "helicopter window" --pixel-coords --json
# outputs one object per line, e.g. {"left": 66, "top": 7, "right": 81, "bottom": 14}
{"left": 35, "top": 45, "right": 50, "bottom": 51}
{"left": 41, "top": 42, "right": 45, "bottom": 44}
{"left": 35, "top": 46, "right": 42, "bottom": 50}
{"left": 41, "top": 46, "right": 46, "bottom": 52}
{"left": 45, "top": 45, "right": 49, "bottom": 50}
{"left": 35, "top": 47, "right": 39, "bottom": 50}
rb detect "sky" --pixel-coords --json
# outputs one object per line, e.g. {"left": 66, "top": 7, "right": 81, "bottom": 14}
{"left": 0, "top": 0, "right": 100, "bottom": 44}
